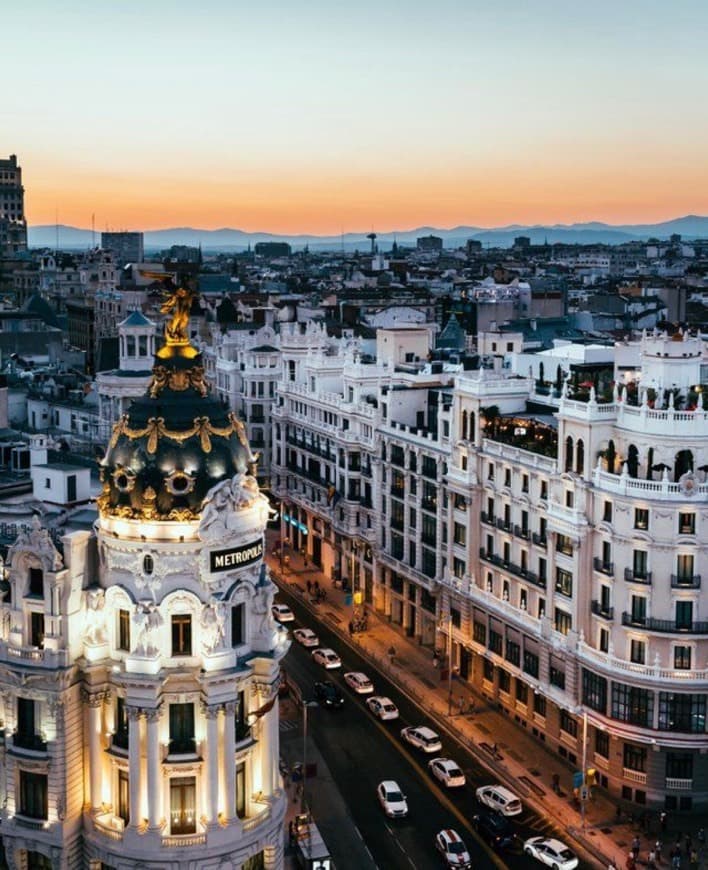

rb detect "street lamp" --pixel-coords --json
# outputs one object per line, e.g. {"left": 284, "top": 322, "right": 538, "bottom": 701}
{"left": 301, "top": 700, "right": 318, "bottom": 814}
{"left": 580, "top": 708, "right": 588, "bottom": 831}
{"left": 438, "top": 612, "right": 454, "bottom": 716}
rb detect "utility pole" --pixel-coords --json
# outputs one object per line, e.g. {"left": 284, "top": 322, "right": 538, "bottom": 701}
{"left": 301, "top": 700, "right": 317, "bottom": 814}
{"left": 580, "top": 709, "right": 588, "bottom": 831}
{"left": 446, "top": 611, "right": 454, "bottom": 716}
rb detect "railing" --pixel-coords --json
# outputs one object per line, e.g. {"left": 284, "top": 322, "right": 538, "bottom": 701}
{"left": 513, "top": 525, "right": 530, "bottom": 540}
{"left": 578, "top": 639, "right": 708, "bottom": 683}
{"left": 12, "top": 733, "right": 47, "bottom": 753}
{"left": 593, "top": 558, "right": 614, "bottom": 576}
{"left": 481, "top": 438, "right": 557, "bottom": 472}
{"left": 665, "top": 778, "right": 693, "bottom": 791}
{"left": 162, "top": 833, "right": 207, "bottom": 847}
{"left": 93, "top": 813, "right": 125, "bottom": 841}
{"left": 671, "top": 574, "right": 701, "bottom": 589}
{"left": 593, "top": 467, "right": 708, "bottom": 501}
{"left": 622, "top": 768, "right": 647, "bottom": 785}
{"left": 496, "top": 518, "right": 511, "bottom": 532}
{"left": 532, "top": 532, "right": 547, "bottom": 548}
{"left": 13, "top": 815, "right": 47, "bottom": 830}
{"left": 591, "top": 601, "right": 614, "bottom": 620}
{"left": 621, "top": 613, "right": 708, "bottom": 634}
{"left": 624, "top": 568, "right": 652, "bottom": 585}
{"left": 480, "top": 512, "right": 495, "bottom": 526}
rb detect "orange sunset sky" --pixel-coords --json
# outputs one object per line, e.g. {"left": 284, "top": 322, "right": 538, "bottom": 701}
{"left": 6, "top": 0, "right": 708, "bottom": 234}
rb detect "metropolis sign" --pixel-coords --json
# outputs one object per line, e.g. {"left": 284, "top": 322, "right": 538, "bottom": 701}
{"left": 210, "top": 539, "right": 264, "bottom": 573}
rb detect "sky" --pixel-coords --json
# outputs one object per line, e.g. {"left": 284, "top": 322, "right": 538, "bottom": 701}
{"left": 4, "top": 0, "right": 708, "bottom": 234}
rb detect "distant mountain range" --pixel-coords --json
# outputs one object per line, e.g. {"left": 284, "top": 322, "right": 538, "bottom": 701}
{"left": 27, "top": 214, "right": 708, "bottom": 252}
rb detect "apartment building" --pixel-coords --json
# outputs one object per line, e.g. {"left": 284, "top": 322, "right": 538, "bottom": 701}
{"left": 0, "top": 155, "right": 27, "bottom": 256}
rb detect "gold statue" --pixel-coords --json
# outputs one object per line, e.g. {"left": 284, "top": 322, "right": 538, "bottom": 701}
{"left": 139, "top": 271, "right": 196, "bottom": 346}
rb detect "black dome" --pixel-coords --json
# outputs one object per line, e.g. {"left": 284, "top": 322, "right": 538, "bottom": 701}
{"left": 99, "top": 348, "right": 253, "bottom": 522}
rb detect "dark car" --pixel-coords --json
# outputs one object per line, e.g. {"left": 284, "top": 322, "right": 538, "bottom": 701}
{"left": 314, "top": 681, "right": 344, "bottom": 709}
{"left": 471, "top": 809, "right": 516, "bottom": 850}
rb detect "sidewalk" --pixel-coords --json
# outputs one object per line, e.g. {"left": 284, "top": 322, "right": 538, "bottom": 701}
{"left": 269, "top": 537, "right": 708, "bottom": 870}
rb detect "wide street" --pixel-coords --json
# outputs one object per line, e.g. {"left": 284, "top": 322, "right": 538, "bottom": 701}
{"left": 277, "top": 582, "right": 591, "bottom": 870}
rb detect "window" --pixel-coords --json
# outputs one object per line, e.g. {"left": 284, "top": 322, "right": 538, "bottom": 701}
{"left": 489, "top": 630, "right": 502, "bottom": 655}
{"left": 235, "top": 690, "right": 249, "bottom": 742}
{"left": 595, "top": 730, "right": 609, "bottom": 758}
{"left": 232, "top": 603, "right": 244, "bottom": 646}
{"left": 16, "top": 697, "right": 43, "bottom": 750}
{"left": 409, "top": 507, "right": 417, "bottom": 529}
{"left": 117, "top": 609, "right": 131, "bottom": 651}
{"left": 523, "top": 650, "right": 539, "bottom": 678}
{"left": 565, "top": 490, "right": 574, "bottom": 508}
{"left": 236, "top": 761, "right": 246, "bottom": 818}
{"left": 623, "top": 744, "right": 647, "bottom": 773}
{"left": 452, "top": 557, "right": 465, "bottom": 579}
{"left": 676, "top": 600, "right": 693, "bottom": 630}
{"left": 114, "top": 698, "right": 129, "bottom": 749}
{"left": 30, "top": 612, "right": 44, "bottom": 648}
{"left": 550, "top": 664, "right": 565, "bottom": 690}
{"left": 560, "top": 710, "right": 577, "bottom": 738}
{"left": 421, "top": 547, "right": 436, "bottom": 578}
{"left": 630, "top": 639, "right": 646, "bottom": 665}
{"left": 611, "top": 684, "right": 653, "bottom": 727}
{"left": 143, "top": 554, "right": 154, "bottom": 575}
{"left": 450, "top": 608, "right": 461, "bottom": 630}
{"left": 422, "top": 456, "right": 437, "bottom": 479}
{"left": 487, "top": 463, "right": 494, "bottom": 481}
{"left": 582, "top": 670, "right": 608, "bottom": 713}
{"left": 678, "top": 513, "right": 695, "bottom": 535}
{"left": 555, "top": 568, "right": 573, "bottom": 597}
{"left": 534, "top": 693, "right": 547, "bottom": 717}
{"left": 603, "top": 501, "right": 612, "bottom": 522}
{"left": 391, "top": 499, "right": 404, "bottom": 531}
{"left": 666, "top": 753, "right": 693, "bottom": 780}
{"left": 556, "top": 535, "right": 573, "bottom": 557}
{"left": 599, "top": 628, "right": 609, "bottom": 654}
{"left": 473, "top": 621, "right": 486, "bottom": 645}
{"left": 483, "top": 659, "right": 494, "bottom": 682}
{"left": 633, "top": 550, "right": 648, "bottom": 579}
{"left": 421, "top": 514, "right": 436, "bottom": 547}
{"left": 498, "top": 670, "right": 511, "bottom": 693}
{"left": 634, "top": 508, "right": 649, "bottom": 530}
{"left": 453, "top": 523, "right": 466, "bottom": 546}
{"left": 658, "top": 693, "right": 706, "bottom": 734}
{"left": 676, "top": 555, "right": 695, "bottom": 582}
{"left": 172, "top": 615, "right": 192, "bottom": 656}
{"left": 504, "top": 468, "right": 511, "bottom": 487}
{"left": 28, "top": 568, "right": 43, "bottom": 597}
{"left": 515, "top": 680, "right": 528, "bottom": 704}
{"left": 505, "top": 639, "right": 520, "bottom": 667}
{"left": 118, "top": 769, "right": 130, "bottom": 823}
{"left": 630, "top": 595, "right": 647, "bottom": 624}
{"left": 674, "top": 646, "right": 692, "bottom": 670}
{"left": 540, "top": 481, "right": 548, "bottom": 501}
{"left": 169, "top": 703, "right": 196, "bottom": 754}
{"left": 19, "top": 771, "right": 47, "bottom": 819}
{"left": 27, "top": 853, "right": 52, "bottom": 870}
{"left": 522, "top": 474, "right": 529, "bottom": 493}
{"left": 170, "top": 776, "right": 197, "bottom": 834}
{"left": 554, "top": 608, "right": 572, "bottom": 635}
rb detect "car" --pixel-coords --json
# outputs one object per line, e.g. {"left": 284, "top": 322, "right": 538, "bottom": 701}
{"left": 523, "top": 836, "right": 579, "bottom": 870}
{"left": 400, "top": 725, "right": 443, "bottom": 754}
{"left": 366, "top": 696, "right": 400, "bottom": 721}
{"left": 343, "top": 671, "right": 374, "bottom": 694}
{"left": 428, "top": 757, "right": 466, "bottom": 788}
{"left": 293, "top": 628, "right": 319, "bottom": 647}
{"left": 471, "top": 809, "right": 516, "bottom": 851}
{"left": 271, "top": 603, "right": 294, "bottom": 623}
{"left": 377, "top": 780, "right": 408, "bottom": 818}
{"left": 314, "top": 681, "right": 344, "bottom": 709}
{"left": 435, "top": 829, "right": 472, "bottom": 868}
{"left": 311, "top": 648, "right": 342, "bottom": 669}
{"left": 475, "top": 784, "right": 523, "bottom": 816}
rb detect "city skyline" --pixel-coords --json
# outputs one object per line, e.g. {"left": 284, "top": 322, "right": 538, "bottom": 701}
{"left": 5, "top": 0, "right": 708, "bottom": 233}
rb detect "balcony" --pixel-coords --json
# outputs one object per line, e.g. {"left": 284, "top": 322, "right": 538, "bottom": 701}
{"left": 665, "top": 778, "right": 693, "bottom": 791}
{"left": 532, "top": 532, "right": 547, "bottom": 548}
{"left": 12, "top": 732, "right": 47, "bottom": 753}
{"left": 513, "top": 525, "right": 530, "bottom": 540}
{"left": 480, "top": 511, "right": 495, "bottom": 526}
{"left": 624, "top": 568, "right": 652, "bottom": 585}
{"left": 622, "top": 768, "right": 647, "bottom": 785}
{"left": 622, "top": 613, "right": 708, "bottom": 634}
{"left": 593, "top": 558, "right": 614, "bottom": 576}
{"left": 671, "top": 574, "right": 701, "bottom": 589}
{"left": 496, "top": 518, "right": 511, "bottom": 532}
{"left": 163, "top": 834, "right": 207, "bottom": 848}
{"left": 591, "top": 601, "right": 614, "bottom": 620}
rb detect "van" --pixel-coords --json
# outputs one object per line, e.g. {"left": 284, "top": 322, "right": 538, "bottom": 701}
{"left": 475, "top": 784, "right": 523, "bottom": 816}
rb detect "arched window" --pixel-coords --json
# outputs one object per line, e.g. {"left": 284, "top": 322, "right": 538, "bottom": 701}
{"left": 674, "top": 449, "right": 694, "bottom": 482}
{"left": 646, "top": 447, "right": 654, "bottom": 480}
{"left": 606, "top": 440, "right": 616, "bottom": 474}
{"left": 461, "top": 410, "right": 468, "bottom": 441}
{"left": 565, "top": 436, "right": 574, "bottom": 473}
{"left": 469, "top": 411, "right": 475, "bottom": 443}
{"left": 627, "top": 444, "right": 639, "bottom": 479}
{"left": 143, "top": 555, "right": 154, "bottom": 575}
{"left": 575, "top": 439, "right": 585, "bottom": 476}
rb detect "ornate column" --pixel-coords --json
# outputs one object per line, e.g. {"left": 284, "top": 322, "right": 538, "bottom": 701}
{"left": 84, "top": 690, "right": 106, "bottom": 813}
{"left": 223, "top": 701, "right": 237, "bottom": 820}
{"left": 205, "top": 704, "right": 221, "bottom": 824}
{"left": 127, "top": 706, "right": 143, "bottom": 828}
{"left": 145, "top": 707, "right": 161, "bottom": 829}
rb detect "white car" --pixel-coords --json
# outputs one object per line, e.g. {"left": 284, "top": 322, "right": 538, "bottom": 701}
{"left": 377, "top": 780, "right": 408, "bottom": 818}
{"left": 343, "top": 671, "right": 374, "bottom": 694}
{"left": 435, "top": 829, "right": 472, "bottom": 868}
{"left": 428, "top": 757, "right": 466, "bottom": 788}
{"left": 475, "top": 784, "right": 523, "bottom": 817}
{"left": 293, "top": 628, "right": 319, "bottom": 647}
{"left": 524, "top": 837, "right": 579, "bottom": 870}
{"left": 400, "top": 725, "right": 443, "bottom": 754}
{"left": 311, "top": 648, "right": 342, "bottom": 669}
{"left": 366, "top": 696, "right": 399, "bottom": 721}
{"left": 271, "top": 604, "right": 294, "bottom": 623}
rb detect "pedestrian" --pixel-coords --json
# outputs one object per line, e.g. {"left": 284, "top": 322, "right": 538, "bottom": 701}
{"left": 685, "top": 835, "right": 692, "bottom": 857}
{"left": 492, "top": 742, "right": 499, "bottom": 757}
{"left": 616, "top": 805, "right": 622, "bottom": 822}
{"left": 697, "top": 828, "right": 705, "bottom": 847}
{"left": 468, "top": 699, "right": 476, "bottom": 716}
{"left": 306, "top": 579, "right": 312, "bottom": 595}
{"left": 608, "top": 861, "right": 618, "bottom": 870}
{"left": 433, "top": 652, "right": 439, "bottom": 669}
{"left": 458, "top": 696, "right": 465, "bottom": 715}
{"left": 348, "top": 621, "right": 354, "bottom": 637}
{"left": 648, "top": 848, "right": 656, "bottom": 869}
{"left": 632, "top": 836, "right": 641, "bottom": 860}
{"left": 288, "top": 820, "right": 296, "bottom": 848}
{"left": 388, "top": 645, "right": 396, "bottom": 664}
{"left": 671, "top": 854, "right": 680, "bottom": 869}
{"left": 552, "top": 773, "right": 560, "bottom": 794}
{"left": 689, "top": 849, "right": 698, "bottom": 870}
{"left": 661, "top": 812, "right": 667, "bottom": 833}
{"left": 656, "top": 840, "right": 663, "bottom": 862}
{"left": 313, "top": 580, "right": 320, "bottom": 595}
{"left": 626, "top": 853, "right": 636, "bottom": 870}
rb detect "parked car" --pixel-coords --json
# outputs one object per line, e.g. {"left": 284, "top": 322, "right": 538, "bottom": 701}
{"left": 314, "top": 681, "right": 344, "bottom": 709}
{"left": 435, "top": 829, "right": 472, "bottom": 868}
{"left": 428, "top": 757, "right": 466, "bottom": 788}
{"left": 343, "top": 671, "right": 374, "bottom": 694}
{"left": 293, "top": 628, "right": 319, "bottom": 647}
{"left": 475, "top": 784, "right": 523, "bottom": 817}
{"left": 400, "top": 725, "right": 443, "bottom": 754}
{"left": 271, "top": 603, "right": 294, "bottom": 623}
{"left": 377, "top": 780, "right": 408, "bottom": 818}
{"left": 471, "top": 809, "right": 516, "bottom": 850}
{"left": 366, "top": 696, "right": 399, "bottom": 721}
{"left": 311, "top": 648, "right": 342, "bottom": 669}
{"left": 523, "top": 837, "right": 579, "bottom": 870}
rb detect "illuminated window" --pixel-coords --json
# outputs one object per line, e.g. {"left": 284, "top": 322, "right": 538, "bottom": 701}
{"left": 171, "top": 615, "right": 192, "bottom": 656}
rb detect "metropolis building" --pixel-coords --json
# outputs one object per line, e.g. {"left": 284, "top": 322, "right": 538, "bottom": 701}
{"left": 0, "top": 282, "right": 287, "bottom": 869}
{"left": 273, "top": 324, "right": 708, "bottom": 812}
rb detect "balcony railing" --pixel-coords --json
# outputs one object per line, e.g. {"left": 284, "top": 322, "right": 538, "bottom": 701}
{"left": 624, "top": 568, "right": 652, "bottom": 585}
{"left": 665, "top": 778, "right": 693, "bottom": 791}
{"left": 593, "top": 558, "right": 614, "bottom": 576}
{"left": 496, "top": 518, "right": 511, "bottom": 532}
{"left": 514, "top": 525, "right": 530, "bottom": 540}
{"left": 622, "top": 768, "right": 647, "bottom": 785}
{"left": 532, "top": 532, "right": 547, "bottom": 548}
{"left": 591, "top": 601, "right": 614, "bottom": 620}
{"left": 480, "top": 511, "right": 495, "bottom": 526}
{"left": 671, "top": 574, "right": 701, "bottom": 589}
{"left": 622, "top": 613, "right": 708, "bottom": 634}
{"left": 12, "top": 732, "right": 47, "bottom": 753}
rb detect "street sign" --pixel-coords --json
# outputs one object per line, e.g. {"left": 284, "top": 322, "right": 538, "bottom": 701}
{"left": 572, "top": 771, "right": 584, "bottom": 789}
{"left": 345, "top": 594, "right": 352, "bottom": 606}
{"left": 354, "top": 591, "right": 363, "bottom": 605}
{"left": 580, "top": 786, "right": 589, "bottom": 801}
